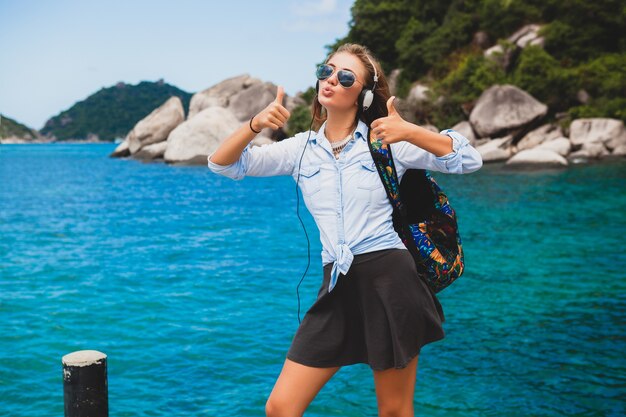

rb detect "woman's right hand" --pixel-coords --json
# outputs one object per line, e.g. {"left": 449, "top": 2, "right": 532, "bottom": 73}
{"left": 251, "top": 86, "right": 291, "bottom": 132}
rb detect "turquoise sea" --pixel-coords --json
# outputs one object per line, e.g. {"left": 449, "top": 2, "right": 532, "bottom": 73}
{"left": 1, "top": 143, "right": 625, "bottom": 417}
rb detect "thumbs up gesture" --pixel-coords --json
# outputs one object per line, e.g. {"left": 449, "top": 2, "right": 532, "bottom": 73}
{"left": 250, "top": 86, "right": 291, "bottom": 133}
{"left": 370, "top": 96, "right": 412, "bottom": 144}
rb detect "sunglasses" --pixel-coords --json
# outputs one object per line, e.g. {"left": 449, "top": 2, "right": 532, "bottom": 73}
{"left": 316, "top": 64, "right": 362, "bottom": 88}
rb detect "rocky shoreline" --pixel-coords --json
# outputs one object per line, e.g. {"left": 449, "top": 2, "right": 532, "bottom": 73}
{"left": 4, "top": 74, "right": 625, "bottom": 169}
{"left": 107, "top": 74, "right": 302, "bottom": 165}
{"left": 105, "top": 74, "right": 625, "bottom": 168}
{"left": 446, "top": 84, "right": 626, "bottom": 168}
{"left": 104, "top": 22, "right": 626, "bottom": 169}
{"left": 0, "top": 137, "right": 109, "bottom": 144}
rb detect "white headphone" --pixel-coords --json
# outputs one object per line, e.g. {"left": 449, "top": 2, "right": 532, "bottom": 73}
{"left": 359, "top": 54, "right": 379, "bottom": 112}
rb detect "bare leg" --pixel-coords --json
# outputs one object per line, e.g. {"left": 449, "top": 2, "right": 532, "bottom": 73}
{"left": 372, "top": 355, "right": 419, "bottom": 417}
{"left": 265, "top": 358, "right": 341, "bottom": 417}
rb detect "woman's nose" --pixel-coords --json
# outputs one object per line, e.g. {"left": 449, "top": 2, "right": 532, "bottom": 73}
{"left": 326, "top": 72, "right": 338, "bottom": 86}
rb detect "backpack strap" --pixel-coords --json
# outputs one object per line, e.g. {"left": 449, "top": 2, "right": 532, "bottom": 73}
{"left": 365, "top": 126, "right": 428, "bottom": 272}
{"left": 365, "top": 128, "right": 400, "bottom": 209}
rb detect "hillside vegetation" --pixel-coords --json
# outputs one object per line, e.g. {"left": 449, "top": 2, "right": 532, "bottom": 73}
{"left": 0, "top": 114, "right": 39, "bottom": 140}
{"left": 325, "top": 0, "right": 625, "bottom": 128}
{"left": 40, "top": 80, "right": 192, "bottom": 141}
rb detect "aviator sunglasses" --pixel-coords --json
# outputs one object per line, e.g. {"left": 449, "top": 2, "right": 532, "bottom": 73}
{"left": 316, "top": 64, "right": 362, "bottom": 88}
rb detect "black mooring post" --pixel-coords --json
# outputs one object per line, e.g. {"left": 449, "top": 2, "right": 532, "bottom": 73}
{"left": 62, "top": 350, "right": 108, "bottom": 417}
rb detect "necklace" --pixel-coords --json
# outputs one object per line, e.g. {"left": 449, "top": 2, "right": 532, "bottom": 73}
{"left": 329, "top": 130, "right": 355, "bottom": 158}
{"left": 330, "top": 133, "right": 353, "bottom": 150}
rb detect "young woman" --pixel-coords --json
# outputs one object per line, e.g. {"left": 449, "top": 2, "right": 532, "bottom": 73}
{"left": 208, "top": 43, "right": 482, "bottom": 417}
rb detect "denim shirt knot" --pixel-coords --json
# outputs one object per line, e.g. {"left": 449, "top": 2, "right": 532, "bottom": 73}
{"left": 329, "top": 243, "right": 354, "bottom": 292}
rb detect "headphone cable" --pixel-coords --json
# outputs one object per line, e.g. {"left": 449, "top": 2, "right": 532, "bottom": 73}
{"left": 294, "top": 109, "right": 317, "bottom": 324}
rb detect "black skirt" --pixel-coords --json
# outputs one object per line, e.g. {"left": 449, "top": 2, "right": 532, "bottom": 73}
{"left": 287, "top": 248, "right": 445, "bottom": 371}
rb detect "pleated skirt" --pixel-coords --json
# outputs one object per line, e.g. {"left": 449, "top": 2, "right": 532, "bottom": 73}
{"left": 286, "top": 248, "right": 446, "bottom": 371}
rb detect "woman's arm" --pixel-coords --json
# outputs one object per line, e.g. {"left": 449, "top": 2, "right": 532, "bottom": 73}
{"left": 208, "top": 120, "right": 259, "bottom": 166}
{"left": 371, "top": 96, "right": 482, "bottom": 174}
{"left": 207, "top": 133, "right": 307, "bottom": 180}
{"left": 392, "top": 129, "right": 483, "bottom": 174}
{"left": 207, "top": 86, "right": 308, "bottom": 180}
{"left": 403, "top": 125, "right": 454, "bottom": 157}
{"left": 209, "top": 86, "right": 291, "bottom": 166}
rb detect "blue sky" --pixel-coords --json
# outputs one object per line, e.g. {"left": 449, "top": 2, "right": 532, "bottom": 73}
{"left": 0, "top": 0, "right": 353, "bottom": 129}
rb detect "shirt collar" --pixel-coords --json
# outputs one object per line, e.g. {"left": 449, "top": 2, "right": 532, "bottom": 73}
{"left": 309, "top": 119, "right": 369, "bottom": 146}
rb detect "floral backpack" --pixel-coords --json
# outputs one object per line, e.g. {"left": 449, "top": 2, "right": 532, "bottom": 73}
{"left": 366, "top": 127, "right": 465, "bottom": 293}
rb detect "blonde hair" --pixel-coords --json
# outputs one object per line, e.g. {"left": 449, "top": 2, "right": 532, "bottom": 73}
{"left": 311, "top": 43, "right": 391, "bottom": 131}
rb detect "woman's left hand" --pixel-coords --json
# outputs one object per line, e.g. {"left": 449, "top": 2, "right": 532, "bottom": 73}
{"left": 370, "top": 96, "right": 415, "bottom": 144}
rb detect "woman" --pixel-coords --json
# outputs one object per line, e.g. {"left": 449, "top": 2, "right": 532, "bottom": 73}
{"left": 208, "top": 43, "right": 482, "bottom": 417}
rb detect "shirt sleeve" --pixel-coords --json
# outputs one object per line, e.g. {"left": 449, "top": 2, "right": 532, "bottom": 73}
{"left": 393, "top": 129, "right": 483, "bottom": 174}
{"left": 207, "top": 132, "right": 307, "bottom": 180}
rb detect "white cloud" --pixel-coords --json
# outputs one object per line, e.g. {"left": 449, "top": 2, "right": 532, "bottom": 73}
{"left": 290, "top": 0, "right": 337, "bottom": 17}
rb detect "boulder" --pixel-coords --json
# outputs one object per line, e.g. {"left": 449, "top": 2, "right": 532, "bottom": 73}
{"left": 284, "top": 94, "right": 307, "bottom": 113}
{"left": 472, "top": 31, "right": 490, "bottom": 49}
{"left": 569, "top": 118, "right": 626, "bottom": 150}
{"left": 484, "top": 42, "right": 520, "bottom": 72}
{"left": 127, "top": 96, "right": 185, "bottom": 154}
{"left": 612, "top": 144, "right": 626, "bottom": 156}
{"left": 516, "top": 124, "right": 563, "bottom": 151}
{"left": 188, "top": 74, "right": 253, "bottom": 118}
{"left": 485, "top": 25, "right": 544, "bottom": 71}
{"left": 484, "top": 43, "right": 504, "bottom": 58}
{"left": 581, "top": 142, "right": 610, "bottom": 158}
{"left": 469, "top": 85, "right": 548, "bottom": 138}
{"left": 392, "top": 97, "right": 417, "bottom": 123}
{"left": 164, "top": 106, "right": 240, "bottom": 165}
{"left": 407, "top": 83, "right": 430, "bottom": 105}
{"left": 188, "top": 75, "right": 303, "bottom": 138}
{"left": 227, "top": 82, "right": 278, "bottom": 122}
{"left": 505, "top": 148, "right": 568, "bottom": 167}
{"left": 451, "top": 121, "right": 476, "bottom": 145}
{"left": 475, "top": 136, "right": 514, "bottom": 162}
{"left": 568, "top": 142, "right": 610, "bottom": 160}
{"left": 1, "top": 133, "right": 52, "bottom": 143}
{"left": 576, "top": 89, "right": 590, "bottom": 104}
{"left": 536, "top": 137, "right": 571, "bottom": 157}
{"left": 0, "top": 136, "right": 28, "bottom": 144}
{"left": 400, "top": 83, "right": 434, "bottom": 124}
{"left": 229, "top": 82, "right": 298, "bottom": 139}
{"left": 133, "top": 141, "right": 168, "bottom": 161}
{"left": 189, "top": 74, "right": 304, "bottom": 119}
{"left": 508, "top": 24, "right": 544, "bottom": 48}
{"left": 474, "top": 138, "right": 490, "bottom": 147}
{"left": 110, "top": 139, "right": 130, "bottom": 158}
{"left": 387, "top": 69, "right": 402, "bottom": 96}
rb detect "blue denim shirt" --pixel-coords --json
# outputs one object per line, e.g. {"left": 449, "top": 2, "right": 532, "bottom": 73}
{"left": 208, "top": 119, "right": 483, "bottom": 292}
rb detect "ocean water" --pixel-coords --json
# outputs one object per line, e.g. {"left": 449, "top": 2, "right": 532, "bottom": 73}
{"left": 1, "top": 143, "right": 625, "bottom": 417}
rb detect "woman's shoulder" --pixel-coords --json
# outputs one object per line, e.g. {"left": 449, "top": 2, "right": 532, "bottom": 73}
{"left": 295, "top": 129, "right": 318, "bottom": 139}
{"left": 253, "top": 129, "right": 317, "bottom": 155}
{"left": 283, "top": 129, "right": 318, "bottom": 145}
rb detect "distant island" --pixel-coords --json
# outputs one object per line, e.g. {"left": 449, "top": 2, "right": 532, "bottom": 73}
{"left": 1, "top": 79, "right": 191, "bottom": 143}
{"left": 0, "top": 114, "right": 43, "bottom": 142}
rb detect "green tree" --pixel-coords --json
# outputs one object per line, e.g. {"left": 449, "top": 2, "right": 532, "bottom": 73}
{"left": 542, "top": 0, "right": 625, "bottom": 63}
{"left": 331, "top": 0, "right": 413, "bottom": 72}
{"left": 511, "top": 46, "right": 577, "bottom": 112}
